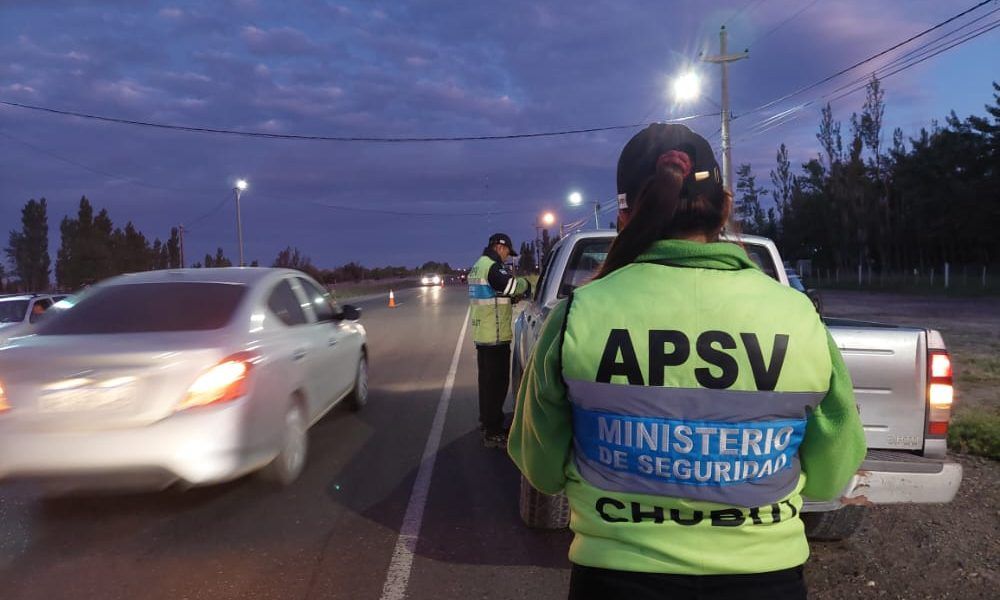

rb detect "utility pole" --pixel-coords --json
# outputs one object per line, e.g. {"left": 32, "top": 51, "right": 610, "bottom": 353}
{"left": 702, "top": 25, "right": 748, "bottom": 194}
{"left": 593, "top": 202, "right": 601, "bottom": 230}
{"left": 179, "top": 225, "right": 186, "bottom": 268}
{"left": 234, "top": 180, "right": 248, "bottom": 267}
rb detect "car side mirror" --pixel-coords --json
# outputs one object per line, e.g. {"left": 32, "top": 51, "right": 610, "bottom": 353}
{"left": 339, "top": 304, "right": 361, "bottom": 321}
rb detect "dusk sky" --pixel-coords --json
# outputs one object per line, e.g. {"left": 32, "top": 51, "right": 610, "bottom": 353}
{"left": 2, "top": 0, "right": 998, "bottom": 270}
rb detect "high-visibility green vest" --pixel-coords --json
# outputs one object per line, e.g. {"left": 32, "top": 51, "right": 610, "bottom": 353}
{"left": 559, "top": 249, "right": 833, "bottom": 574}
{"left": 468, "top": 254, "right": 526, "bottom": 345}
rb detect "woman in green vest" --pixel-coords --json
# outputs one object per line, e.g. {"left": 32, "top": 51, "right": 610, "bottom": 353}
{"left": 508, "top": 124, "right": 866, "bottom": 599}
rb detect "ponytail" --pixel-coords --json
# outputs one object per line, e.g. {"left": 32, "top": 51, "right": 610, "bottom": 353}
{"left": 595, "top": 162, "right": 684, "bottom": 279}
{"left": 595, "top": 164, "right": 730, "bottom": 280}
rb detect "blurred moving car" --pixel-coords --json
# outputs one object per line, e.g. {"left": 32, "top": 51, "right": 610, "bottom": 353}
{"left": 0, "top": 268, "right": 368, "bottom": 490}
{"left": 420, "top": 273, "right": 443, "bottom": 286}
{"left": 785, "top": 268, "right": 823, "bottom": 314}
{"left": 0, "top": 294, "right": 55, "bottom": 331}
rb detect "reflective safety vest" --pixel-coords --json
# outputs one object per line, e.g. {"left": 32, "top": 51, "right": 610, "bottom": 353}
{"left": 560, "top": 253, "right": 833, "bottom": 572}
{"left": 468, "top": 254, "right": 525, "bottom": 345}
{"left": 563, "top": 263, "right": 831, "bottom": 505}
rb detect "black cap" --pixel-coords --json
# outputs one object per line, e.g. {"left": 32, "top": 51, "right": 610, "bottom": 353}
{"left": 616, "top": 123, "right": 722, "bottom": 211}
{"left": 488, "top": 233, "right": 518, "bottom": 256}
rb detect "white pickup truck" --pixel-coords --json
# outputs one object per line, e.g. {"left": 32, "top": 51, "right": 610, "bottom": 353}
{"left": 512, "top": 230, "right": 963, "bottom": 540}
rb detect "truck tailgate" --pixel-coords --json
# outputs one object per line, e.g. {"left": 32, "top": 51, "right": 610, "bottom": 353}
{"left": 826, "top": 319, "right": 927, "bottom": 451}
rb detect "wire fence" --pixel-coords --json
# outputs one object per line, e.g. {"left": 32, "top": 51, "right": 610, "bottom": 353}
{"left": 807, "top": 263, "right": 999, "bottom": 294}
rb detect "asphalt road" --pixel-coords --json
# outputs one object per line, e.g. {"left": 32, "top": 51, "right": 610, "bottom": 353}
{"left": 0, "top": 285, "right": 571, "bottom": 600}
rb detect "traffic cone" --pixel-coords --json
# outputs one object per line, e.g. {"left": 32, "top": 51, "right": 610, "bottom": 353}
{"left": 388, "top": 290, "right": 396, "bottom": 308}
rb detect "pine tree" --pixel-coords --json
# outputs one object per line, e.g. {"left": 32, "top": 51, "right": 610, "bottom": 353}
{"left": 5, "top": 198, "right": 51, "bottom": 291}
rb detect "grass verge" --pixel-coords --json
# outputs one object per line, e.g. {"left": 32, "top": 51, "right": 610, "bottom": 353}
{"left": 948, "top": 409, "right": 1000, "bottom": 460}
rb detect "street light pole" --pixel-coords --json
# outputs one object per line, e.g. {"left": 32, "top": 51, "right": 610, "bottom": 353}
{"left": 702, "top": 25, "right": 748, "bottom": 194}
{"left": 234, "top": 179, "right": 247, "bottom": 267}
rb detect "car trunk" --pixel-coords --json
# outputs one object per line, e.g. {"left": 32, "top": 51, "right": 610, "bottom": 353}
{"left": 0, "top": 333, "right": 226, "bottom": 431}
{"left": 826, "top": 318, "right": 928, "bottom": 453}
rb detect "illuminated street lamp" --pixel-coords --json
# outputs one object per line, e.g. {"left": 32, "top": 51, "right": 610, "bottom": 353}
{"left": 234, "top": 179, "right": 248, "bottom": 267}
{"left": 568, "top": 191, "right": 600, "bottom": 230}
{"left": 672, "top": 71, "right": 701, "bottom": 103}
{"left": 535, "top": 211, "right": 557, "bottom": 272}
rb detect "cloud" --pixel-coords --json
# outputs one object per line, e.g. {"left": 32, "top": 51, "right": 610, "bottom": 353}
{"left": 158, "top": 7, "right": 184, "bottom": 20}
{"left": 241, "top": 25, "right": 318, "bottom": 55}
{"left": 0, "top": 83, "right": 37, "bottom": 95}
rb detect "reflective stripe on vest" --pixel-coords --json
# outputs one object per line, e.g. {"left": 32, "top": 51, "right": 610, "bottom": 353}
{"left": 567, "top": 379, "right": 820, "bottom": 506}
{"left": 561, "top": 261, "right": 832, "bottom": 508}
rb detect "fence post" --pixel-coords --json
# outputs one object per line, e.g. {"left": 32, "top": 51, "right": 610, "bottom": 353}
{"left": 857, "top": 264, "right": 862, "bottom": 286}
{"left": 836, "top": 268, "right": 840, "bottom": 283}
{"left": 931, "top": 268, "right": 935, "bottom": 286}
{"left": 944, "top": 262, "right": 950, "bottom": 289}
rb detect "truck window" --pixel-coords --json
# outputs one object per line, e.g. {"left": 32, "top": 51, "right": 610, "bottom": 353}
{"left": 557, "top": 238, "right": 612, "bottom": 298}
{"left": 534, "top": 243, "right": 558, "bottom": 302}
{"left": 743, "top": 243, "right": 779, "bottom": 281}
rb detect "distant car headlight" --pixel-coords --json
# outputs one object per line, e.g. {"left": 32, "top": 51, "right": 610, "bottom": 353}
{"left": 421, "top": 277, "right": 430, "bottom": 285}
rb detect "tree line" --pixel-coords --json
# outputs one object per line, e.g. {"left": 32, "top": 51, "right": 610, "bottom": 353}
{"left": 734, "top": 78, "right": 1000, "bottom": 273}
{"left": 3, "top": 196, "right": 456, "bottom": 292}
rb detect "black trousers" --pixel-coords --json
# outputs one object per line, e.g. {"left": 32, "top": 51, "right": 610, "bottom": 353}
{"left": 568, "top": 565, "right": 807, "bottom": 600}
{"left": 476, "top": 343, "right": 511, "bottom": 435}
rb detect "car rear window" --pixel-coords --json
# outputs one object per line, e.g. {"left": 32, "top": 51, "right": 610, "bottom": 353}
{"left": 0, "top": 300, "right": 29, "bottom": 323}
{"left": 36, "top": 282, "right": 248, "bottom": 335}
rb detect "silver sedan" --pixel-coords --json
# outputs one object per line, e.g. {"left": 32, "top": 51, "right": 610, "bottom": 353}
{"left": 0, "top": 268, "right": 368, "bottom": 490}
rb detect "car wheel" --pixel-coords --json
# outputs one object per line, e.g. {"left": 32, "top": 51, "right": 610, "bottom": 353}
{"left": 259, "top": 402, "right": 308, "bottom": 486}
{"left": 348, "top": 353, "right": 368, "bottom": 411}
{"left": 802, "top": 506, "right": 865, "bottom": 541}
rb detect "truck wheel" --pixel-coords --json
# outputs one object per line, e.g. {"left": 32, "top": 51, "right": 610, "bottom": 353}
{"left": 802, "top": 506, "right": 865, "bottom": 541}
{"left": 519, "top": 475, "right": 570, "bottom": 529}
{"left": 509, "top": 357, "right": 523, "bottom": 406}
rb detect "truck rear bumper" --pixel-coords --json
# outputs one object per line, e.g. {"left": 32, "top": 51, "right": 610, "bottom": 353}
{"left": 803, "top": 449, "right": 963, "bottom": 511}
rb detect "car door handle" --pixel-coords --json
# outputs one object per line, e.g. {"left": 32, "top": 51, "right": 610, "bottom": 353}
{"left": 293, "top": 349, "right": 308, "bottom": 361}
{"left": 327, "top": 338, "right": 339, "bottom": 347}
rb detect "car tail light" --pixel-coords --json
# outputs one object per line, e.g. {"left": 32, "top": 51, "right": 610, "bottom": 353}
{"left": 926, "top": 349, "right": 953, "bottom": 439}
{"left": 0, "top": 381, "right": 9, "bottom": 413}
{"left": 177, "top": 355, "right": 254, "bottom": 411}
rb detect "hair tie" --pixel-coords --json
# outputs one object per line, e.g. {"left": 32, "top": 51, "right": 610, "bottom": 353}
{"left": 656, "top": 150, "right": 692, "bottom": 178}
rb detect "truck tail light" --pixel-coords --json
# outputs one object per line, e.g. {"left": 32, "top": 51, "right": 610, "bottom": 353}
{"left": 177, "top": 355, "right": 255, "bottom": 411}
{"left": 926, "top": 349, "right": 953, "bottom": 438}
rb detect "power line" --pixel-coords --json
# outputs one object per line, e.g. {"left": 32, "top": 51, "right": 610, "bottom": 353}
{"left": 826, "top": 18, "right": 1000, "bottom": 106}
{"left": 735, "top": 7, "right": 1000, "bottom": 142}
{"left": 183, "top": 195, "right": 233, "bottom": 230}
{"left": 0, "top": 99, "right": 718, "bottom": 143}
{"left": 735, "top": 0, "right": 996, "bottom": 121}
{"left": 725, "top": 0, "right": 767, "bottom": 27}
{"left": 745, "top": 0, "right": 821, "bottom": 49}
{"left": 0, "top": 129, "right": 210, "bottom": 195}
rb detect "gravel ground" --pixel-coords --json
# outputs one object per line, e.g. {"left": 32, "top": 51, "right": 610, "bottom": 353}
{"left": 805, "top": 290, "right": 999, "bottom": 600}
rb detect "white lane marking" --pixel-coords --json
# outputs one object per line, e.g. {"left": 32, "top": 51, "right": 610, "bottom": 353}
{"left": 380, "top": 309, "right": 469, "bottom": 600}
